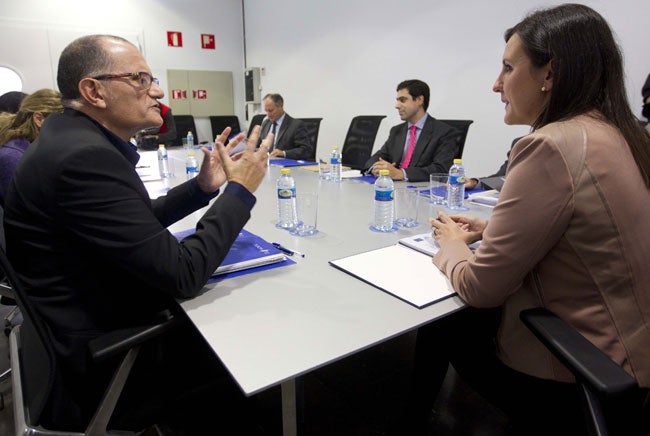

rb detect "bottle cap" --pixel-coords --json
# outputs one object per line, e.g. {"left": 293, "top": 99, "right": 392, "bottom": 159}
{"left": 158, "top": 144, "right": 164, "bottom": 148}
{"left": 188, "top": 152, "right": 195, "bottom": 157}
{"left": 453, "top": 158, "right": 462, "bottom": 164}
{"left": 379, "top": 169, "right": 390, "bottom": 176}
{"left": 281, "top": 168, "right": 291, "bottom": 174}
{"left": 333, "top": 146, "right": 339, "bottom": 150}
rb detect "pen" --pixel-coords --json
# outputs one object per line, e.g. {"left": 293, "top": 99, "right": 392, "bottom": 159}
{"left": 272, "top": 242, "right": 306, "bottom": 258}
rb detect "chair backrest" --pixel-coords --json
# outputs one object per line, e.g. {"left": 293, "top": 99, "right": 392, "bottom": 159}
{"left": 246, "top": 114, "right": 266, "bottom": 136}
{"left": 297, "top": 118, "right": 323, "bottom": 161}
{"left": 209, "top": 115, "right": 241, "bottom": 142}
{"left": 341, "top": 115, "right": 386, "bottom": 170}
{"left": 171, "top": 115, "right": 198, "bottom": 147}
{"left": 0, "top": 245, "right": 55, "bottom": 427}
{"left": 438, "top": 119, "right": 474, "bottom": 160}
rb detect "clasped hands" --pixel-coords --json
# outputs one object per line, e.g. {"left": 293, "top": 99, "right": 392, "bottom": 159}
{"left": 429, "top": 211, "right": 486, "bottom": 245}
{"left": 196, "top": 125, "right": 272, "bottom": 194}
{"left": 371, "top": 158, "right": 404, "bottom": 180}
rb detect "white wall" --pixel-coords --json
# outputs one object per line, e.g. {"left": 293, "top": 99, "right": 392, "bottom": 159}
{"left": 0, "top": 0, "right": 245, "bottom": 144}
{"left": 0, "top": 0, "right": 647, "bottom": 175}
{"left": 243, "top": 0, "right": 650, "bottom": 176}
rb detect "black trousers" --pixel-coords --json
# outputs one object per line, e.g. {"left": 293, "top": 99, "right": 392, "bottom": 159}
{"left": 107, "top": 315, "right": 261, "bottom": 435}
{"left": 411, "top": 307, "right": 587, "bottom": 436}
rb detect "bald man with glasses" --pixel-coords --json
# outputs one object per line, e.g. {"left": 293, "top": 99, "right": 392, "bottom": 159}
{"left": 4, "top": 34, "right": 271, "bottom": 433}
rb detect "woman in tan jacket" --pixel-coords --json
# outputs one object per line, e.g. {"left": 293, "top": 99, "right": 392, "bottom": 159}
{"left": 418, "top": 4, "right": 650, "bottom": 435}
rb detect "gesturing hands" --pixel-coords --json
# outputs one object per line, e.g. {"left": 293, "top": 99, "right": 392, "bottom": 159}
{"left": 197, "top": 126, "right": 272, "bottom": 194}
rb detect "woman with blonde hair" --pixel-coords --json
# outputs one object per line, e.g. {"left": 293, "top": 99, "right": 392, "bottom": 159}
{"left": 0, "top": 88, "right": 62, "bottom": 205}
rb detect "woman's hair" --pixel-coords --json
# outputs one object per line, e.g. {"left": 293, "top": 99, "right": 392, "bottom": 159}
{"left": 0, "top": 89, "right": 63, "bottom": 145}
{"left": 507, "top": 3, "right": 650, "bottom": 186}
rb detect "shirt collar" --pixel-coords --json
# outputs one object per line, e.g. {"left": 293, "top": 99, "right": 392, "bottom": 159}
{"left": 66, "top": 108, "right": 141, "bottom": 166}
{"left": 408, "top": 113, "right": 428, "bottom": 131}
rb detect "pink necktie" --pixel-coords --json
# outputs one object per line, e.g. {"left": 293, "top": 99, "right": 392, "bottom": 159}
{"left": 401, "top": 125, "right": 417, "bottom": 168}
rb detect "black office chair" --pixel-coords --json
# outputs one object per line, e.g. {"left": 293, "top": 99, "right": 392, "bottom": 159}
{"left": 209, "top": 115, "right": 241, "bottom": 143}
{"left": 171, "top": 115, "right": 199, "bottom": 147}
{"left": 520, "top": 308, "right": 649, "bottom": 436}
{"left": 297, "top": 117, "right": 323, "bottom": 161}
{"left": 0, "top": 203, "right": 19, "bottom": 336}
{"left": 438, "top": 119, "right": 474, "bottom": 159}
{"left": 246, "top": 114, "right": 266, "bottom": 137}
{"left": 2, "top": 245, "right": 177, "bottom": 435}
{"left": 341, "top": 115, "right": 386, "bottom": 170}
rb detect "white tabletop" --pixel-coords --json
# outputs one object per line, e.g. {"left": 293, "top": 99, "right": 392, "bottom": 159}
{"left": 140, "top": 149, "right": 492, "bottom": 396}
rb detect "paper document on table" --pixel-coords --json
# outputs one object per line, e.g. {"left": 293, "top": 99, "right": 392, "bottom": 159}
{"left": 173, "top": 228, "right": 287, "bottom": 276}
{"left": 341, "top": 169, "right": 362, "bottom": 178}
{"left": 468, "top": 189, "right": 500, "bottom": 207}
{"left": 329, "top": 245, "right": 455, "bottom": 308}
{"left": 398, "top": 233, "right": 480, "bottom": 257}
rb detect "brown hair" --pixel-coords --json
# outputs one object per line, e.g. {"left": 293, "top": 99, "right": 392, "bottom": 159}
{"left": 507, "top": 3, "right": 650, "bottom": 186}
{"left": 0, "top": 89, "right": 63, "bottom": 145}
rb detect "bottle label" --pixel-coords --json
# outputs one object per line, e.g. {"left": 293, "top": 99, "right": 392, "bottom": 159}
{"left": 375, "top": 189, "right": 394, "bottom": 201}
{"left": 277, "top": 187, "right": 296, "bottom": 199}
{"left": 449, "top": 175, "right": 465, "bottom": 184}
{"left": 330, "top": 157, "right": 341, "bottom": 165}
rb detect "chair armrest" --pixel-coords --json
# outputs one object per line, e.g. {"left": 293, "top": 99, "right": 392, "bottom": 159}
{"left": 88, "top": 310, "right": 177, "bottom": 363}
{"left": 520, "top": 308, "right": 638, "bottom": 397}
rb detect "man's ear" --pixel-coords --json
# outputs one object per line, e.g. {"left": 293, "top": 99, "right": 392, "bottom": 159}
{"left": 78, "top": 78, "right": 108, "bottom": 109}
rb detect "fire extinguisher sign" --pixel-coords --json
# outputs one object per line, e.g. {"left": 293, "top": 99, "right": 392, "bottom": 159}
{"left": 167, "top": 31, "right": 182, "bottom": 47}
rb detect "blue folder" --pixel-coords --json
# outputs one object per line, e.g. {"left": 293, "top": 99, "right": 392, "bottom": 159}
{"left": 269, "top": 158, "right": 317, "bottom": 167}
{"left": 173, "top": 228, "right": 295, "bottom": 280}
{"left": 419, "top": 186, "right": 485, "bottom": 199}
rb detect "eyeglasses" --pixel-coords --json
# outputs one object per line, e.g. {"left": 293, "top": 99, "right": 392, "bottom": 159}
{"left": 92, "top": 71, "right": 159, "bottom": 90}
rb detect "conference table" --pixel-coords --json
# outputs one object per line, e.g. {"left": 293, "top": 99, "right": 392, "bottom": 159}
{"left": 139, "top": 148, "right": 492, "bottom": 435}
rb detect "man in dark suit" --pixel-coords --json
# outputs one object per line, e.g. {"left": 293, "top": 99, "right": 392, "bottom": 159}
{"left": 363, "top": 79, "right": 460, "bottom": 182}
{"left": 259, "top": 93, "right": 313, "bottom": 160}
{"left": 4, "top": 34, "right": 270, "bottom": 432}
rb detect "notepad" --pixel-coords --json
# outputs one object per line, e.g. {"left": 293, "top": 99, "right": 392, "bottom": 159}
{"left": 173, "top": 228, "right": 287, "bottom": 276}
{"left": 330, "top": 244, "right": 455, "bottom": 308}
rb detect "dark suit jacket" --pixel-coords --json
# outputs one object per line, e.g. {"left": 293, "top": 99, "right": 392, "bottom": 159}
{"left": 259, "top": 113, "right": 313, "bottom": 160}
{"left": 363, "top": 115, "right": 459, "bottom": 182}
{"left": 4, "top": 109, "right": 253, "bottom": 428}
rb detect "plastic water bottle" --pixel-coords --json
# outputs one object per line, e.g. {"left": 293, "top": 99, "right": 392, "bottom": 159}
{"left": 447, "top": 158, "right": 466, "bottom": 209}
{"left": 330, "top": 146, "right": 342, "bottom": 182}
{"left": 372, "top": 169, "right": 395, "bottom": 232}
{"left": 186, "top": 130, "right": 194, "bottom": 149}
{"left": 276, "top": 168, "right": 297, "bottom": 229}
{"left": 185, "top": 152, "right": 199, "bottom": 179}
{"left": 157, "top": 144, "right": 171, "bottom": 178}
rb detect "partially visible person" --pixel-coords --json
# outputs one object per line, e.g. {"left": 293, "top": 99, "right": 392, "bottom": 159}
{"left": 4, "top": 34, "right": 271, "bottom": 433}
{"left": 0, "top": 88, "right": 63, "bottom": 206}
{"left": 258, "top": 93, "right": 313, "bottom": 160}
{"left": 642, "top": 73, "right": 650, "bottom": 121}
{"left": 0, "top": 91, "right": 28, "bottom": 114}
{"left": 135, "top": 101, "right": 176, "bottom": 149}
{"left": 464, "top": 136, "right": 522, "bottom": 190}
{"left": 363, "top": 79, "right": 460, "bottom": 182}
{"left": 422, "top": 4, "right": 650, "bottom": 435}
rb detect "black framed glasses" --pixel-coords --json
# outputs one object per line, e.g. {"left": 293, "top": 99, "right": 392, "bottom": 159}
{"left": 92, "top": 71, "right": 159, "bottom": 90}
